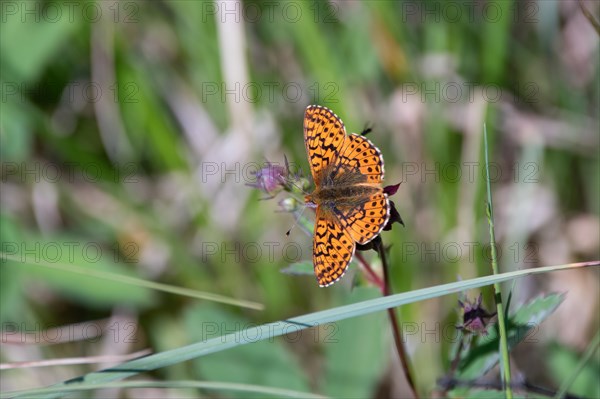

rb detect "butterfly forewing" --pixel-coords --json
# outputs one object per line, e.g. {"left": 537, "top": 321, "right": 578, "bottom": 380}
{"left": 336, "top": 133, "right": 385, "bottom": 183}
{"left": 304, "top": 105, "right": 346, "bottom": 182}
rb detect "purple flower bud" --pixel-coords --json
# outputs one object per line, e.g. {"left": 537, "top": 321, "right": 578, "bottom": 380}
{"left": 457, "top": 293, "right": 496, "bottom": 336}
{"left": 247, "top": 161, "right": 288, "bottom": 197}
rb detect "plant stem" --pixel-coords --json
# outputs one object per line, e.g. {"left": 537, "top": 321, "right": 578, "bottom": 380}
{"left": 375, "top": 238, "right": 420, "bottom": 399}
{"left": 355, "top": 252, "right": 385, "bottom": 290}
{"left": 578, "top": 0, "right": 600, "bottom": 36}
{"left": 448, "top": 334, "right": 466, "bottom": 377}
{"left": 483, "top": 124, "right": 513, "bottom": 399}
{"left": 438, "top": 333, "right": 468, "bottom": 397}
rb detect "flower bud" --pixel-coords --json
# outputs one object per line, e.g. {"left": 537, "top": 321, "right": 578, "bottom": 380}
{"left": 457, "top": 293, "right": 496, "bottom": 336}
{"left": 247, "top": 162, "right": 288, "bottom": 197}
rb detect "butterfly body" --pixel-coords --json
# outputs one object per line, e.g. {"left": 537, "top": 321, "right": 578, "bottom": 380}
{"left": 303, "top": 105, "right": 390, "bottom": 287}
{"left": 306, "top": 165, "right": 382, "bottom": 226}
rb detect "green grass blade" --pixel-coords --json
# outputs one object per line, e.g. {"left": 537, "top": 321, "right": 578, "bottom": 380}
{"left": 9, "top": 261, "right": 598, "bottom": 399}
{"left": 0, "top": 253, "right": 263, "bottom": 310}
{"left": 2, "top": 380, "right": 327, "bottom": 399}
{"left": 483, "top": 123, "right": 513, "bottom": 399}
{"left": 554, "top": 329, "right": 600, "bottom": 399}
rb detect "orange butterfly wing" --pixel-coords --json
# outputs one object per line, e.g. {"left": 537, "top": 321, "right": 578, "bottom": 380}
{"left": 303, "top": 105, "right": 389, "bottom": 287}
{"left": 313, "top": 207, "right": 355, "bottom": 287}
{"left": 336, "top": 133, "right": 385, "bottom": 183}
{"left": 334, "top": 191, "right": 390, "bottom": 245}
{"left": 303, "top": 105, "right": 346, "bottom": 183}
{"left": 332, "top": 133, "right": 389, "bottom": 244}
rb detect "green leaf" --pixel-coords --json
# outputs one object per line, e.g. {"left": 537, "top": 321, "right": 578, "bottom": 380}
{"left": 1, "top": 2, "right": 79, "bottom": 82}
{"left": 510, "top": 293, "right": 565, "bottom": 325}
{"left": 457, "top": 293, "right": 565, "bottom": 379}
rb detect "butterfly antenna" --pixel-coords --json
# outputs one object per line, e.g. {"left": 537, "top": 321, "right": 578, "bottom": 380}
{"left": 286, "top": 204, "right": 308, "bottom": 236}
{"left": 361, "top": 122, "right": 374, "bottom": 136}
{"left": 284, "top": 154, "right": 290, "bottom": 173}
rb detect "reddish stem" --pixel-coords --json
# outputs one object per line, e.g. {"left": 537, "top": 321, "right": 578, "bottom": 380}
{"left": 375, "top": 238, "right": 419, "bottom": 399}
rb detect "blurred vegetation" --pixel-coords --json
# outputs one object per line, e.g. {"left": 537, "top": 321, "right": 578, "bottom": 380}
{"left": 1, "top": 0, "right": 599, "bottom": 397}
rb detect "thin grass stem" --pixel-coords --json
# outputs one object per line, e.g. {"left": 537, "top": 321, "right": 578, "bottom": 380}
{"left": 483, "top": 123, "right": 513, "bottom": 399}
{"left": 554, "top": 329, "right": 600, "bottom": 399}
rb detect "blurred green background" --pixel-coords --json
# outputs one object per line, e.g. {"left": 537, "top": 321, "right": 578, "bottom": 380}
{"left": 1, "top": 0, "right": 599, "bottom": 397}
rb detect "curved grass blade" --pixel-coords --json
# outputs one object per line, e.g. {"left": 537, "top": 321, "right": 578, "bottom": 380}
{"left": 554, "top": 329, "right": 600, "bottom": 399}
{"left": 7, "top": 260, "right": 598, "bottom": 399}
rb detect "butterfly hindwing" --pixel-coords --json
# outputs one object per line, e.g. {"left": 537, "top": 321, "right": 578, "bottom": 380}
{"left": 312, "top": 206, "right": 355, "bottom": 287}
{"left": 335, "top": 191, "right": 390, "bottom": 245}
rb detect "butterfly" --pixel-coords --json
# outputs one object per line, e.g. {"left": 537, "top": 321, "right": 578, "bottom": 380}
{"left": 303, "top": 105, "right": 390, "bottom": 287}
